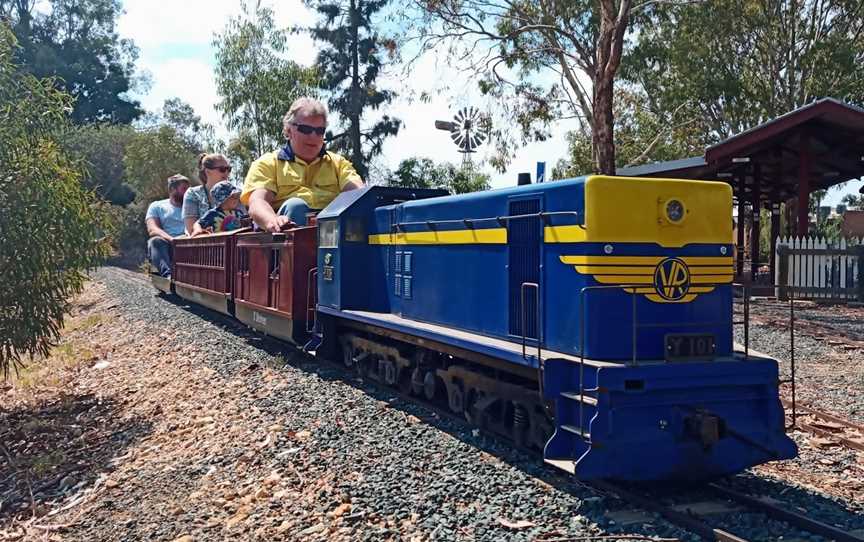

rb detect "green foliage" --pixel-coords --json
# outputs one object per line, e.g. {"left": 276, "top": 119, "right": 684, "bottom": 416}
{"left": 0, "top": 0, "right": 143, "bottom": 124}
{"left": 842, "top": 193, "right": 864, "bottom": 209}
{"left": 308, "top": 0, "right": 401, "bottom": 179}
{"left": 553, "top": 88, "right": 703, "bottom": 178}
{"left": 0, "top": 24, "right": 113, "bottom": 376}
{"left": 123, "top": 125, "right": 199, "bottom": 204}
{"left": 225, "top": 129, "right": 259, "bottom": 181}
{"left": 385, "top": 157, "right": 490, "bottom": 194}
{"left": 60, "top": 98, "right": 213, "bottom": 208}
{"left": 158, "top": 97, "right": 218, "bottom": 154}
{"left": 624, "top": 0, "right": 864, "bottom": 142}
{"left": 416, "top": 0, "right": 645, "bottom": 173}
{"left": 215, "top": 1, "right": 319, "bottom": 156}
{"left": 63, "top": 123, "right": 137, "bottom": 205}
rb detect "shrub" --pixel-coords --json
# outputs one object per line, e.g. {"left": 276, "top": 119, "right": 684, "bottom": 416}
{"left": 0, "top": 24, "right": 112, "bottom": 377}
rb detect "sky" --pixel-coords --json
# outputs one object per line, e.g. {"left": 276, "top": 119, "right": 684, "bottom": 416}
{"left": 116, "top": 0, "right": 862, "bottom": 204}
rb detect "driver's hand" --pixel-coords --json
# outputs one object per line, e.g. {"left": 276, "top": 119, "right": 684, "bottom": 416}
{"left": 264, "top": 215, "right": 294, "bottom": 233}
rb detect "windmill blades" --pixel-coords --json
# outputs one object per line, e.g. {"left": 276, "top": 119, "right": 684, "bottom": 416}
{"left": 469, "top": 132, "right": 485, "bottom": 150}
{"left": 451, "top": 129, "right": 466, "bottom": 148}
{"left": 454, "top": 108, "right": 466, "bottom": 125}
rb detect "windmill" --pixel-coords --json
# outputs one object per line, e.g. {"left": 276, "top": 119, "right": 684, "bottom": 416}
{"left": 435, "top": 106, "right": 489, "bottom": 169}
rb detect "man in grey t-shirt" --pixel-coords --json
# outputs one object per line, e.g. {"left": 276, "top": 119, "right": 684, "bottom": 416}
{"left": 145, "top": 175, "right": 190, "bottom": 277}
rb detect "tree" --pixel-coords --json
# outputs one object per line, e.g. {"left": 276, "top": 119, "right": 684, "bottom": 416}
{"left": 214, "top": 1, "right": 319, "bottom": 157}
{"left": 842, "top": 192, "right": 864, "bottom": 210}
{"left": 63, "top": 123, "right": 137, "bottom": 205}
{"left": 0, "top": 0, "right": 143, "bottom": 124}
{"left": 625, "top": 0, "right": 864, "bottom": 142}
{"left": 308, "top": 0, "right": 401, "bottom": 179}
{"left": 385, "top": 157, "right": 490, "bottom": 194}
{"left": 412, "top": 0, "right": 660, "bottom": 174}
{"left": 159, "top": 98, "right": 217, "bottom": 155}
{"left": 553, "top": 87, "right": 704, "bottom": 177}
{"left": 0, "top": 23, "right": 112, "bottom": 376}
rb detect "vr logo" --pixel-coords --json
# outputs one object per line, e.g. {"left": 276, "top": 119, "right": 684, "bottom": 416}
{"left": 654, "top": 258, "right": 690, "bottom": 300}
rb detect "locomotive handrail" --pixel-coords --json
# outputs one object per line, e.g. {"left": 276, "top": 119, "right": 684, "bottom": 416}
{"left": 391, "top": 211, "right": 583, "bottom": 232}
{"left": 520, "top": 282, "right": 544, "bottom": 403}
{"left": 306, "top": 267, "right": 318, "bottom": 334}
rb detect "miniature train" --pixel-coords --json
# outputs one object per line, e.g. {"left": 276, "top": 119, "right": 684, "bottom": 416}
{"left": 151, "top": 175, "right": 798, "bottom": 481}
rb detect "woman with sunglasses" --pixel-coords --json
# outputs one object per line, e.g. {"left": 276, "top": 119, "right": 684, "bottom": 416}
{"left": 241, "top": 97, "right": 364, "bottom": 233}
{"left": 182, "top": 153, "right": 233, "bottom": 235}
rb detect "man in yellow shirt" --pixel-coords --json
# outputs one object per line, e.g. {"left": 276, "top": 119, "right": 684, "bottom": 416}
{"left": 241, "top": 97, "right": 364, "bottom": 232}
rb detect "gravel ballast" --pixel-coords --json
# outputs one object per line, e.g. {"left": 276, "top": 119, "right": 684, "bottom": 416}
{"left": 1, "top": 268, "right": 862, "bottom": 541}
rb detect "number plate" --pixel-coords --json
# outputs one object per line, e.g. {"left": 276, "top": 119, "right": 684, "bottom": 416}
{"left": 664, "top": 333, "right": 716, "bottom": 361}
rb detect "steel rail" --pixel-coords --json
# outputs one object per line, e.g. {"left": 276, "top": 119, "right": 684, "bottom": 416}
{"left": 708, "top": 483, "right": 864, "bottom": 542}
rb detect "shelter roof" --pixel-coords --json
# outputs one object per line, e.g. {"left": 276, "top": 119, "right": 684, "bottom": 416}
{"left": 616, "top": 98, "right": 864, "bottom": 202}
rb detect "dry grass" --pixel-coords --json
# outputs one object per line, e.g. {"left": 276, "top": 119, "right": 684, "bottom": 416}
{"left": 8, "top": 314, "right": 102, "bottom": 390}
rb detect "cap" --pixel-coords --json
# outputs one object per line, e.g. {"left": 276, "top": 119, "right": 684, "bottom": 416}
{"left": 211, "top": 180, "right": 241, "bottom": 207}
{"left": 167, "top": 174, "right": 190, "bottom": 189}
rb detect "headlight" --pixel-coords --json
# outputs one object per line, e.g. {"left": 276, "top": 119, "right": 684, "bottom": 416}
{"left": 665, "top": 199, "right": 685, "bottom": 223}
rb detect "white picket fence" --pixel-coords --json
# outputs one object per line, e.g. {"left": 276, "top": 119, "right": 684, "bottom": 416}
{"left": 774, "top": 236, "right": 863, "bottom": 301}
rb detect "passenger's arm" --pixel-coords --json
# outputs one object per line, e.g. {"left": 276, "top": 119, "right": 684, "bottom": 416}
{"left": 184, "top": 216, "right": 198, "bottom": 236}
{"left": 248, "top": 188, "right": 293, "bottom": 233}
{"left": 190, "top": 222, "right": 208, "bottom": 237}
{"left": 146, "top": 217, "right": 173, "bottom": 242}
{"left": 341, "top": 178, "right": 364, "bottom": 192}
{"left": 337, "top": 158, "right": 364, "bottom": 192}
{"left": 181, "top": 190, "right": 200, "bottom": 236}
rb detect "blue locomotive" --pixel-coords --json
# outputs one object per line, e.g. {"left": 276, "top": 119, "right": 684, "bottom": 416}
{"left": 162, "top": 175, "right": 797, "bottom": 481}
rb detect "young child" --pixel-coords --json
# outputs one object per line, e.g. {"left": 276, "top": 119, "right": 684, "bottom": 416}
{"left": 191, "top": 181, "right": 248, "bottom": 236}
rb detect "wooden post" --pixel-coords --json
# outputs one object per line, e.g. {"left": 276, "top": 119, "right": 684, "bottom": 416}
{"left": 778, "top": 245, "right": 789, "bottom": 300}
{"left": 857, "top": 245, "right": 864, "bottom": 303}
{"left": 797, "top": 131, "right": 810, "bottom": 236}
{"left": 736, "top": 181, "right": 746, "bottom": 279}
{"left": 750, "top": 164, "right": 762, "bottom": 281}
{"left": 770, "top": 202, "right": 781, "bottom": 287}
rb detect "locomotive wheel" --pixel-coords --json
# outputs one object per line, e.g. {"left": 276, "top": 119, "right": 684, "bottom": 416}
{"left": 382, "top": 360, "right": 397, "bottom": 386}
{"left": 342, "top": 344, "right": 354, "bottom": 368}
{"left": 423, "top": 371, "right": 437, "bottom": 401}
{"left": 411, "top": 367, "right": 425, "bottom": 396}
{"left": 448, "top": 382, "right": 465, "bottom": 414}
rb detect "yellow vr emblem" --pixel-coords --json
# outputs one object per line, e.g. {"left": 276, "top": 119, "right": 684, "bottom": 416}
{"left": 653, "top": 258, "right": 690, "bottom": 301}
{"left": 559, "top": 254, "right": 733, "bottom": 303}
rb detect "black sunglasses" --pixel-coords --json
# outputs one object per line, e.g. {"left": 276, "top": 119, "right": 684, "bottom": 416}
{"left": 208, "top": 166, "right": 232, "bottom": 173}
{"left": 292, "top": 123, "right": 326, "bottom": 136}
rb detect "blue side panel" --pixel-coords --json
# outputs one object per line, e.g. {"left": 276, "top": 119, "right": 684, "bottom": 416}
{"left": 318, "top": 305, "right": 539, "bottom": 369}
{"left": 373, "top": 182, "right": 585, "bottom": 342}
{"left": 317, "top": 186, "right": 449, "bottom": 312}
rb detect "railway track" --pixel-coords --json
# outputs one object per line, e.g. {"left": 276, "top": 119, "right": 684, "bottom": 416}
{"left": 596, "top": 480, "right": 864, "bottom": 542}
{"left": 121, "top": 268, "right": 863, "bottom": 542}
{"left": 782, "top": 399, "right": 864, "bottom": 453}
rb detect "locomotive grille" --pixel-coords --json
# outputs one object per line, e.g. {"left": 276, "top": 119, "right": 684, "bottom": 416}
{"left": 508, "top": 198, "right": 541, "bottom": 340}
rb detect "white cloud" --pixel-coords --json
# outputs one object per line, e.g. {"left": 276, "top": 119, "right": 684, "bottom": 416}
{"left": 136, "top": 57, "right": 222, "bottom": 128}
{"left": 120, "top": 0, "right": 318, "bottom": 140}
{"left": 119, "top": 0, "right": 315, "bottom": 49}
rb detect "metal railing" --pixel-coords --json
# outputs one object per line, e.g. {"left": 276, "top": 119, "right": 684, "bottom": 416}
{"left": 574, "top": 281, "right": 745, "bottom": 438}
{"left": 391, "top": 211, "right": 583, "bottom": 232}
{"left": 520, "top": 281, "right": 544, "bottom": 403}
{"left": 306, "top": 267, "right": 318, "bottom": 334}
